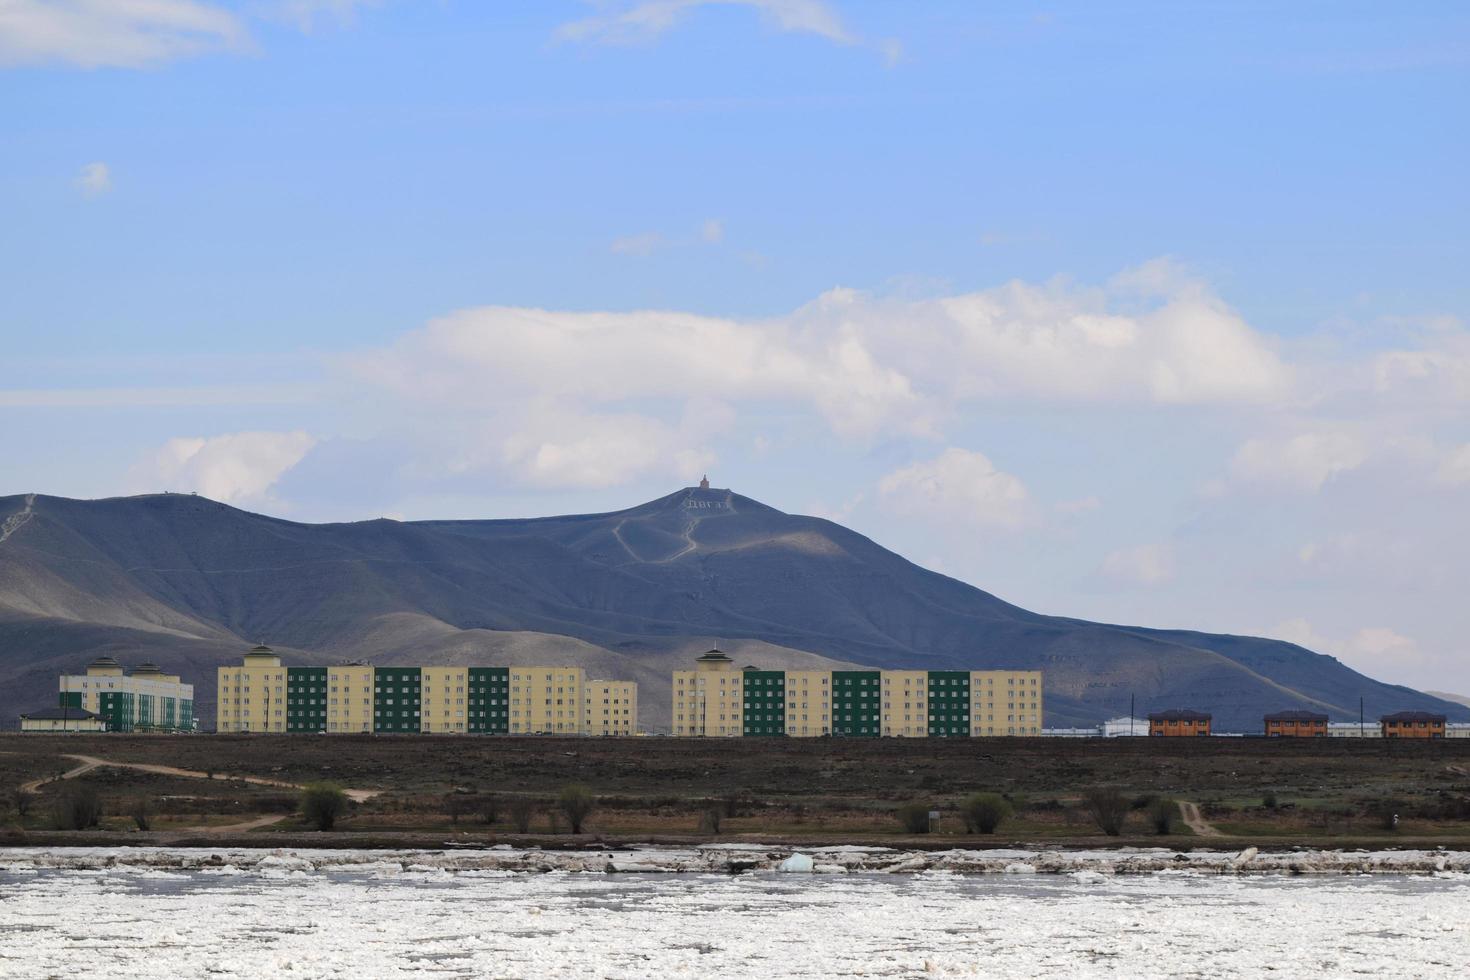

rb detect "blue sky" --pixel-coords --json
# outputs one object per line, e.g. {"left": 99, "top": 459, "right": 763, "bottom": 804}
{"left": 2, "top": 1, "right": 1468, "bottom": 692}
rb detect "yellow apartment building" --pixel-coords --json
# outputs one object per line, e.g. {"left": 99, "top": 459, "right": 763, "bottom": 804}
{"left": 217, "top": 646, "right": 289, "bottom": 733}
{"left": 970, "top": 670, "right": 1044, "bottom": 736}
{"left": 585, "top": 679, "right": 638, "bottom": 736}
{"left": 327, "top": 663, "right": 375, "bottom": 733}
{"left": 671, "top": 648, "right": 745, "bottom": 736}
{"left": 421, "top": 666, "right": 468, "bottom": 733}
{"left": 509, "top": 666, "right": 585, "bottom": 734}
{"left": 784, "top": 670, "right": 832, "bottom": 737}
{"left": 881, "top": 670, "right": 930, "bottom": 737}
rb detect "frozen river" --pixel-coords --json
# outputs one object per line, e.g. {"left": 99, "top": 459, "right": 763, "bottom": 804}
{"left": 1, "top": 850, "right": 1467, "bottom": 977}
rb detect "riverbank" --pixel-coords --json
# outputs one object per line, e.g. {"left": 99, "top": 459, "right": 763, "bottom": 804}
{"left": 3, "top": 843, "right": 1468, "bottom": 875}
{"left": 7, "top": 733, "right": 1470, "bottom": 844}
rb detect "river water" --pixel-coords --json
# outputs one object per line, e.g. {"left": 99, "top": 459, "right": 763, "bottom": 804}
{"left": 1, "top": 856, "right": 1466, "bottom": 977}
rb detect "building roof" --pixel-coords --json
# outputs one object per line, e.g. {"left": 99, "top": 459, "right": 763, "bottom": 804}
{"left": 131, "top": 662, "right": 163, "bottom": 675}
{"left": 247, "top": 644, "right": 275, "bottom": 655}
{"left": 21, "top": 706, "right": 102, "bottom": 721}
{"left": 86, "top": 656, "right": 121, "bottom": 668}
{"left": 696, "top": 647, "right": 732, "bottom": 663}
{"left": 1381, "top": 711, "right": 1447, "bottom": 723}
{"left": 1265, "top": 710, "right": 1329, "bottom": 722}
{"left": 1148, "top": 709, "right": 1212, "bottom": 722}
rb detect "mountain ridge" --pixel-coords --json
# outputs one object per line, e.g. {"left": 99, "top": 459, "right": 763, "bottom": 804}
{"left": 0, "top": 487, "right": 1464, "bottom": 731}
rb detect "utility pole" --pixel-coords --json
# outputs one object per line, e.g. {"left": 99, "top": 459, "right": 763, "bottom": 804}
{"left": 1360, "top": 696, "right": 1364, "bottom": 737}
{"left": 1130, "top": 693, "right": 1135, "bottom": 736}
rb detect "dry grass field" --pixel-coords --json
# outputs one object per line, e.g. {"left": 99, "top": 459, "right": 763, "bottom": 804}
{"left": 3, "top": 733, "right": 1468, "bottom": 847}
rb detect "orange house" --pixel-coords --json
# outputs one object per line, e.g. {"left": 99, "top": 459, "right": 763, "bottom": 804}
{"left": 1380, "top": 712, "right": 1447, "bottom": 739}
{"left": 1264, "top": 710, "right": 1328, "bottom": 737}
{"left": 1148, "top": 709, "right": 1212, "bottom": 737}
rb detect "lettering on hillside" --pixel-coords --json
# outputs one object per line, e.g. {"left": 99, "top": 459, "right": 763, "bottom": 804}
{"left": 684, "top": 499, "right": 729, "bottom": 511}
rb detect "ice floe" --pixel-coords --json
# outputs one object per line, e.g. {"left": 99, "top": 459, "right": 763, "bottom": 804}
{"left": 0, "top": 847, "right": 1467, "bottom": 978}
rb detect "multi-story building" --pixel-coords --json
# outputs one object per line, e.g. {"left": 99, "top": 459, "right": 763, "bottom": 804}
{"left": 1380, "top": 711, "right": 1447, "bottom": 739}
{"left": 585, "top": 679, "right": 638, "bottom": 736}
{"left": 1148, "top": 709, "right": 1212, "bottom": 737}
{"left": 217, "top": 647, "right": 630, "bottom": 735}
{"left": 217, "top": 646, "right": 292, "bottom": 733}
{"left": 671, "top": 649, "right": 747, "bottom": 736}
{"left": 670, "top": 651, "right": 1044, "bottom": 737}
{"left": 59, "top": 657, "right": 194, "bottom": 732}
{"left": 1264, "top": 710, "right": 1328, "bottom": 737}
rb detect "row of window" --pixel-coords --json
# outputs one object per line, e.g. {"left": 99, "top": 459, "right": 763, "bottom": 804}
{"left": 678, "top": 674, "right": 1038, "bottom": 684}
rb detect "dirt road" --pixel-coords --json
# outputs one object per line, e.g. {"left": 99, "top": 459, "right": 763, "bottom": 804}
{"left": 21, "top": 753, "right": 379, "bottom": 803}
{"left": 1179, "top": 800, "right": 1224, "bottom": 837}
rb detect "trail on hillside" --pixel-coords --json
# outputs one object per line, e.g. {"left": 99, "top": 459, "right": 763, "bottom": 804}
{"left": 652, "top": 489, "right": 736, "bottom": 564}
{"left": 1179, "top": 800, "right": 1224, "bottom": 837}
{"left": 0, "top": 493, "right": 36, "bottom": 546}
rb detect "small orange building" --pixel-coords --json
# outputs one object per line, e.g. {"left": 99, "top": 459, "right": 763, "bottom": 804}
{"left": 1148, "top": 709, "right": 1212, "bottom": 737}
{"left": 1264, "top": 710, "right": 1328, "bottom": 737}
{"left": 1380, "top": 712, "right": 1447, "bottom": 739}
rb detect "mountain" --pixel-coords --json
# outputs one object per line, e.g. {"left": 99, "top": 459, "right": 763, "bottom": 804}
{"left": 1, "top": 487, "right": 1464, "bottom": 732}
{"left": 1428, "top": 691, "right": 1470, "bottom": 710}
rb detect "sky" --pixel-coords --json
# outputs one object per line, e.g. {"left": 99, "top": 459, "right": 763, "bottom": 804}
{"left": 2, "top": 1, "right": 1468, "bottom": 693}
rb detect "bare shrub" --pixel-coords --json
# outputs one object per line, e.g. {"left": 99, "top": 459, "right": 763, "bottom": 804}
{"left": 1082, "top": 787, "right": 1130, "bottom": 836}
{"left": 895, "top": 801, "right": 932, "bottom": 834}
{"left": 960, "top": 793, "right": 1012, "bottom": 834}
{"left": 557, "top": 784, "right": 595, "bottom": 834}
{"left": 53, "top": 785, "right": 103, "bottom": 831}
{"left": 12, "top": 788, "right": 35, "bottom": 820}
{"left": 1148, "top": 797, "right": 1178, "bottom": 835}
{"left": 508, "top": 797, "right": 535, "bottom": 833}
{"left": 300, "top": 782, "right": 348, "bottom": 831}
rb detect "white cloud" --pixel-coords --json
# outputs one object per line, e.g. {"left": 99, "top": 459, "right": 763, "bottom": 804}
{"left": 877, "top": 448, "right": 1032, "bottom": 529}
{"left": 336, "top": 265, "right": 1310, "bottom": 492}
{"left": 1372, "top": 328, "right": 1470, "bottom": 406}
{"left": 1056, "top": 495, "right": 1102, "bottom": 516}
{"left": 0, "top": 0, "right": 247, "bottom": 68}
{"left": 610, "top": 231, "right": 663, "bottom": 256}
{"left": 500, "top": 404, "right": 720, "bottom": 489}
{"left": 1270, "top": 618, "right": 1428, "bottom": 680}
{"left": 345, "top": 300, "right": 933, "bottom": 443}
{"left": 74, "top": 161, "right": 110, "bottom": 195}
{"left": 130, "top": 431, "right": 316, "bottom": 505}
{"left": 556, "top": 0, "right": 855, "bottom": 46}
{"left": 1229, "top": 430, "right": 1369, "bottom": 493}
{"left": 1435, "top": 443, "right": 1470, "bottom": 486}
{"left": 877, "top": 35, "right": 902, "bottom": 67}
{"left": 700, "top": 218, "right": 724, "bottom": 244}
{"left": 269, "top": 0, "right": 379, "bottom": 32}
{"left": 1100, "top": 542, "right": 1175, "bottom": 586}
{"left": 887, "top": 278, "right": 1290, "bottom": 407}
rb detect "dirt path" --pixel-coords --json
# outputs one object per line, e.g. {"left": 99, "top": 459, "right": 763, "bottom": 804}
{"left": 184, "top": 814, "right": 289, "bottom": 834}
{"left": 1179, "top": 800, "right": 1224, "bottom": 837}
{"left": 0, "top": 493, "right": 36, "bottom": 547}
{"left": 20, "top": 757, "right": 98, "bottom": 794}
{"left": 22, "top": 753, "right": 379, "bottom": 803}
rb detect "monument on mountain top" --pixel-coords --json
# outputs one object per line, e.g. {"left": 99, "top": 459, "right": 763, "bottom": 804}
{"left": 699, "top": 475, "right": 710, "bottom": 489}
